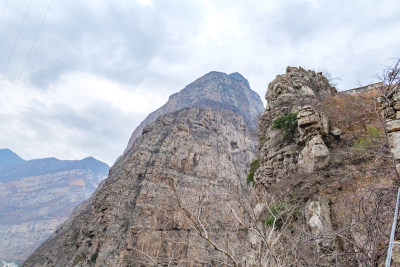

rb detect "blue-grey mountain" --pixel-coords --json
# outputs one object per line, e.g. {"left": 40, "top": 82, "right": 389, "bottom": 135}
{"left": 0, "top": 150, "right": 109, "bottom": 263}
{"left": 0, "top": 149, "right": 25, "bottom": 169}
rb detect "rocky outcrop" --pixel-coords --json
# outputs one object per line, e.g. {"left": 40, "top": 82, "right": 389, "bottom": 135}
{"left": 305, "top": 200, "right": 334, "bottom": 248}
{"left": 251, "top": 67, "right": 342, "bottom": 265}
{"left": 255, "top": 67, "right": 336, "bottom": 188}
{"left": 297, "top": 106, "right": 330, "bottom": 172}
{"left": 380, "top": 85, "right": 400, "bottom": 175}
{"left": 125, "top": 71, "right": 264, "bottom": 152}
{"left": 253, "top": 67, "right": 398, "bottom": 266}
{"left": 0, "top": 153, "right": 109, "bottom": 263}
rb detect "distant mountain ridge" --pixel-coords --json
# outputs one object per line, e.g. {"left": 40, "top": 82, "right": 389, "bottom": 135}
{"left": 125, "top": 71, "right": 264, "bottom": 152}
{"left": 0, "top": 149, "right": 109, "bottom": 263}
{"left": 0, "top": 155, "right": 109, "bottom": 183}
{"left": 0, "top": 149, "right": 25, "bottom": 169}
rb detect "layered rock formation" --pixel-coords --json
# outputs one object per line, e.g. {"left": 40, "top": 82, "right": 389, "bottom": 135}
{"left": 380, "top": 84, "right": 400, "bottom": 175}
{"left": 24, "top": 72, "right": 264, "bottom": 266}
{"left": 256, "top": 67, "right": 336, "bottom": 188}
{"left": 0, "top": 151, "right": 109, "bottom": 263}
{"left": 125, "top": 71, "right": 264, "bottom": 152}
{"left": 253, "top": 67, "right": 396, "bottom": 266}
{"left": 23, "top": 67, "right": 396, "bottom": 266}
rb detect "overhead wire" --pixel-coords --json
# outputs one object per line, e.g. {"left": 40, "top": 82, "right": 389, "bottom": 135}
{"left": 0, "top": 0, "right": 10, "bottom": 58}
{"left": 1, "top": 0, "right": 53, "bottom": 118}
{"left": 0, "top": 0, "right": 8, "bottom": 28}
{"left": 0, "top": 0, "right": 33, "bottom": 81}
{"left": 18, "top": 0, "right": 54, "bottom": 83}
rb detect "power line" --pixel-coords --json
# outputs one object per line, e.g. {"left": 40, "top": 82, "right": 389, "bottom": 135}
{"left": 17, "top": 0, "right": 53, "bottom": 82}
{"left": 0, "top": 0, "right": 10, "bottom": 57}
{"left": 0, "top": 0, "right": 33, "bottom": 81}
{"left": 2, "top": 0, "right": 53, "bottom": 118}
{"left": 0, "top": 0, "right": 8, "bottom": 28}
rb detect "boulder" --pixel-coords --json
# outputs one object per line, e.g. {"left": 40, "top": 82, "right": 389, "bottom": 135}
{"left": 298, "top": 135, "right": 330, "bottom": 172}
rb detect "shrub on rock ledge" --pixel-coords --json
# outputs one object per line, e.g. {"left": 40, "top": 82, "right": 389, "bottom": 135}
{"left": 273, "top": 112, "right": 298, "bottom": 140}
{"left": 247, "top": 159, "right": 260, "bottom": 184}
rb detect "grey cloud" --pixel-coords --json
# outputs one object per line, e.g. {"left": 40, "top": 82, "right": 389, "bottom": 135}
{"left": 0, "top": 0, "right": 205, "bottom": 89}
{"left": 1, "top": 0, "right": 399, "bottom": 165}
{"left": 13, "top": 100, "right": 142, "bottom": 164}
{"left": 1, "top": 0, "right": 399, "bottom": 93}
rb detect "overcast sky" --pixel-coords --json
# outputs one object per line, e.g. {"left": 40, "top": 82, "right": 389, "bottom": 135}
{"left": 0, "top": 0, "right": 399, "bottom": 165}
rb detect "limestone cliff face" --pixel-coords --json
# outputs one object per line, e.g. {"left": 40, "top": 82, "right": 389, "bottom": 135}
{"left": 380, "top": 84, "right": 400, "bottom": 175}
{"left": 21, "top": 67, "right": 397, "bottom": 266}
{"left": 24, "top": 108, "right": 258, "bottom": 266}
{"left": 24, "top": 72, "right": 264, "bottom": 266}
{"left": 125, "top": 71, "right": 264, "bottom": 152}
{"left": 253, "top": 67, "right": 396, "bottom": 266}
{"left": 0, "top": 154, "right": 109, "bottom": 263}
{"left": 256, "top": 67, "right": 336, "bottom": 188}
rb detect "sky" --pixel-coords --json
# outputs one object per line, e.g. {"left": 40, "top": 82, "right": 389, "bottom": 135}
{"left": 0, "top": 0, "right": 399, "bottom": 165}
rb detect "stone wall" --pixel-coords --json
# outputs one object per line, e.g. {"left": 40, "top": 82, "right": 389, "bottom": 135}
{"left": 341, "top": 82, "right": 383, "bottom": 95}
{"left": 380, "top": 84, "right": 400, "bottom": 175}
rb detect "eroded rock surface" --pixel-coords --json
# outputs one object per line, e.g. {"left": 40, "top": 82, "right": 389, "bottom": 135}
{"left": 256, "top": 67, "right": 336, "bottom": 188}
{"left": 24, "top": 107, "right": 258, "bottom": 266}
{"left": 305, "top": 200, "right": 334, "bottom": 248}
{"left": 24, "top": 71, "right": 264, "bottom": 266}
{"left": 125, "top": 71, "right": 264, "bottom": 152}
{"left": 380, "top": 85, "right": 400, "bottom": 174}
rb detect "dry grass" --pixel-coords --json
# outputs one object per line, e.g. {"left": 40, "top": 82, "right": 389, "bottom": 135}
{"left": 319, "top": 91, "right": 382, "bottom": 135}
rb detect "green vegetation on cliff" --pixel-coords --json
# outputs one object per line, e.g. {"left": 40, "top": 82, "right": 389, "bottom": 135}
{"left": 247, "top": 159, "right": 260, "bottom": 184}
{"left": 273, "top": 113, "right": 298, "bottom": 140}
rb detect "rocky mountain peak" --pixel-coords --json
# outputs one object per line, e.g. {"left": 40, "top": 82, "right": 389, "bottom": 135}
{"left": 24, "top": 106, "right": 258, "bottom": 266}
{"left": 23, "top": 71, "right": 264, "bottom": 266}
{"left": 265, "top": 66, "right": 337, "bottom": 109}
{"left": 125, "top": 71, "right": 264, "bottom": 152}
{"left": 228, "top": 71, "right": 250, "bottom": 87}
{"left": 0, "top": 149, "right": 25, "bottom": 169}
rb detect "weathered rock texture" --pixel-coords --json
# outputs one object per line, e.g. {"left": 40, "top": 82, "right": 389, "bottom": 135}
{"left": 253, "top": 67, "right": 397, "bottom": 266}
{"left": 380, "top": 85, "right": 400, "bottom": 175}
{"left": 0, "top": 152, "right": 109, "bottom": 263}
{"left": 24, "top": 72, "right": 264, "bottom": 266}
{"left": 22, "top": 67, "right": 397, "bottom": 266}
{"left": 24, "top": 108, "right": 257, "bottom": 266}
{"left": 256, "top": 67, "right": 336, "bottom": 188}
{"left": 125, "top": 71, "right": 264, "bottom": 152}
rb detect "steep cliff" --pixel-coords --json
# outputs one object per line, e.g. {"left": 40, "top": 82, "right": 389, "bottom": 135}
{"left": 125, "top": 71, "right": 264, "bottom": 152}
{"left": 255, "top": 67, "right": 336, "bottom": 188}
{"left": 0, "top": 153, "right": 109, "bottom": 263}
{"left": 252, "top": 67, "right": 397, "bottom": 266}
{"left": 24, "top": 72, "right": 264, "bottom": 266}
{"left": 23, "top": 67, "right": 395, "bottom": 266}
{"left": 380, "top": 83, "right": 400, "bottom": 175}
